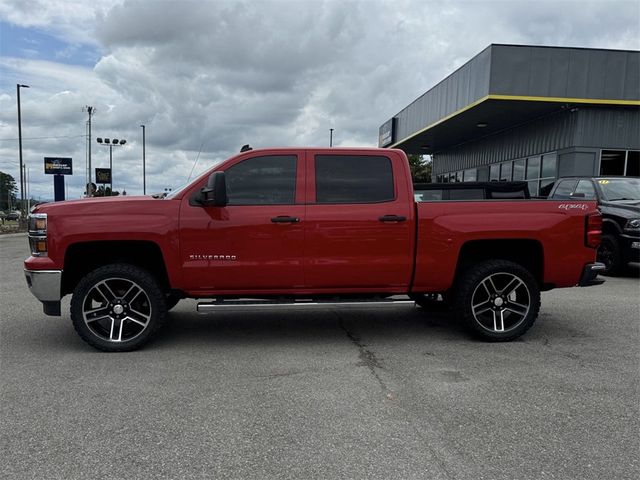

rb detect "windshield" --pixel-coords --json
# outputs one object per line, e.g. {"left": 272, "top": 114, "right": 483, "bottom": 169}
{"left": 164, "top": 159, "right": 225, "bottom": 199}
{"left": 597, "top": 178, "right": 640, "bottom": 201}
{"left": 163, "top": 182, "right": 191, "bottom": 199}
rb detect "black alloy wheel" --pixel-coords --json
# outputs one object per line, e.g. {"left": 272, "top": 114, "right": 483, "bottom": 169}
{"left": 597, "top": 234, "right": 622, "bottom": 276}
{"left": 454, "top": 260, "right": 541, "bottom": 342}
{"left": 70, "top": 263, "right": 167, "bottom": 351}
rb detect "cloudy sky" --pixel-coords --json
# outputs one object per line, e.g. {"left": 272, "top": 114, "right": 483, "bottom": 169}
{"left": 0, "top": 0, "right": 638, "bottom": 200}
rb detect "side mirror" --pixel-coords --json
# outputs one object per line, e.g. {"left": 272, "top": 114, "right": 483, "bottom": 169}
{"left": 200, "top": 171, "right": 228, "bottom": 207}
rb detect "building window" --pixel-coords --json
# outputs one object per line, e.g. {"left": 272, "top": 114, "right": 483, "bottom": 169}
{"left": 541, "top": 153, "right": 557, "bottom": 178}
{"left": 526, "top": 156, "right": 541, "bottom": 180}
{"left": 513, "top": 159, "right": 526, "bottom": 181}
{"left": 477, "top": 166, "right": 490, "bottom": 182}
{"left": 500, "top": 161, "right": 513, "bottom": 181}
{"left": 463, "top": 169, "right": 477, "bottom": 182}
{"left": 455, "top": 171, "right": 463, "bottom": 182}
{"left": 526, "top": 156, "right": 541, "bottom": 196}
{"left": 600, "top": 150, "right": 626, "bottom": 175}
{"left": 628, "top": 151, "right": 639, "bottom": 176}
{"left": 490, "top": 164, "right": 500, "bottom": 181}
{"left": 600, "top": 150, "right": 640, "bottom": 176}
{"left": 539, "top": 153, "right": 557, "bottom": 196}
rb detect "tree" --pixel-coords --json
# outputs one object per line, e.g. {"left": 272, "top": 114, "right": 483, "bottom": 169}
{"left": 0, "top": 171, "right": 18, "bottom": 211}
{"left": 407, "top": 154, "right": 432, "bottom": 183}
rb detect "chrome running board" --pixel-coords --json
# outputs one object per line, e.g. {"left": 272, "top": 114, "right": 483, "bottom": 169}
{"left": 196, "top": 298, "right": 415, "bottom": 313}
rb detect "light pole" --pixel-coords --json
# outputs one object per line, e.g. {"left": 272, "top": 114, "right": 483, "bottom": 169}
{"left": 140, "top": 124, "right": 146, "bottom": 195}
{"left": 84, "top": 106, "right": 95, "bottom": 193}
{"left": 329, "top": 128, "right": 334, "bottom": 147}
{"left": 96, "top": 137, "right": 127, "bottom": 195}
{"left": 17, "top": 83, "right": 29, "bottom": 220}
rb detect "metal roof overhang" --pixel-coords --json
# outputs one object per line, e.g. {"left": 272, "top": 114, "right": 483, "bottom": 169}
{"left": 392, "top": 95, "right": 640, "bottom": 155}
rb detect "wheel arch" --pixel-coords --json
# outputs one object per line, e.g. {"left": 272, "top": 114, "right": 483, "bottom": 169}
{"left": 455, "top": 239, "right": 544, "bottom": 286}
{"left": 601, "top": 218, "right": 622, "bottom": 235}
{"left": 62, "top": 240, "right": 171, "bottom": 296}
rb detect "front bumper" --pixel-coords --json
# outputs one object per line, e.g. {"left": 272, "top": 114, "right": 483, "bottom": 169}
{"left": 620, "top": 233, "right": 640, "bottom": 262}
{"left": 578, "top": 262, "right": 606, "bottom": 287}
{"left": 25, "top": 269, "right": 63, "bottom": 315}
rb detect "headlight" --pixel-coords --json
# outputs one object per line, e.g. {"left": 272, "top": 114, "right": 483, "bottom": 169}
{"left": 28, "top": 213, "right": 47, "bottom": 233}
{"left": 625, "top": 218, "right": 640, "bottom": 229}
{"left": 27, "top": 213, "right": 48, "bottom": 256}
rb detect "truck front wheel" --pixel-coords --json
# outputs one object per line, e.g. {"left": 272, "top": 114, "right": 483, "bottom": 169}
{"left": 70, "top": 263, "right": 167, "bottom": 352}
{"left": 597, "top": 234, "right": 622, "bottom": 275}
{"left": 454, "top": 260, "right": 540, "bottom": 342}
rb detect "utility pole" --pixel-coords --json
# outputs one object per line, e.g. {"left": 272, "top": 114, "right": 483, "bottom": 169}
{"left": 25, "top": 165, "right": 30, "bottom": 211}
{"left": 17, "top": 84, "right": 29, "bottom": 221}
{"left": 330, "top": 128, "right": 334, "bottom": 147}
{"left": 84, "top": 106, "right": 95, "bottom": 195}
{"left": 140, "top": 124, "right": 146, "bottom": 194}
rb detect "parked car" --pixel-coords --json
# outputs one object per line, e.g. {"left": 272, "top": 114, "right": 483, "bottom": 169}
{"left": 548, "top": 176, "right": 640, "bottom": 274}
{"left": 25, "top": 147, "right": 603, "bottom": 351}
{"left": 6, "top": 211, "right": 21, "bottom": 221}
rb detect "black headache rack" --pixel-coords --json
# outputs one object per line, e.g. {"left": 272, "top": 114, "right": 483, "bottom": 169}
{"left": 414, "top": 181, "right": 531, "bottom": 201}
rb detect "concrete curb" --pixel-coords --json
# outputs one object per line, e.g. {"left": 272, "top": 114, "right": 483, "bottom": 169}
{"left": 0, "top": 232, "right": 27, "bottom": 239}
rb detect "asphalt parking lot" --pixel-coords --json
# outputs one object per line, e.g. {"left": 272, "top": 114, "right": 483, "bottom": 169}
{"left": 1, "top": 233, "right": 639, "bottom": 480}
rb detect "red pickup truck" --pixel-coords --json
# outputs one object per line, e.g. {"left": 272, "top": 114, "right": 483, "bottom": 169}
{"left": 25, "top": 147, "right": 604, "bottom": 351}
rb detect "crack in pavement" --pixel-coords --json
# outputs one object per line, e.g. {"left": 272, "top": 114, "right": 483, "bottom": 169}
{"left": 336, "top": 314, "right": 457, "bottom": 480}
{"left": 336, "top": 314, "right": 392, "bottom": 397}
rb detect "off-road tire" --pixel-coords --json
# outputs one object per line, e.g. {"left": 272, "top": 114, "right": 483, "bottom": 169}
{"left": 453, "top": 259, "right": 541, "bottom": 342}
{"left": 597, "top": 234, "right": 623, "bottom": 276}
{"left": 70, "top": 263, "right": 167, "bottom": 352}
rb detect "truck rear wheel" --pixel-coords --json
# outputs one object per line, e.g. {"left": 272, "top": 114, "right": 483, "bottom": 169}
{"left": 70, "top": 263, "right": 167, "bottom": 352}
{"left": 454, "top": 260, "right": 540, "bottom": 342}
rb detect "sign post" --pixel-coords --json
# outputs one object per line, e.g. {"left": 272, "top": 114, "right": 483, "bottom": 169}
{"left": 44, "top": 157, "right": 72, "bottom": 201}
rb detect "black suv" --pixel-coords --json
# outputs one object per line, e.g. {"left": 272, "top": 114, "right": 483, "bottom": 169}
{"left": 548, "top": 177, "right": 640, "bottom": 274}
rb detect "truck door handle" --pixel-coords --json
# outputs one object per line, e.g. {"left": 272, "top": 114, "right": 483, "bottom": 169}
{"left": 379, "top": 215, "right": 407, "bottom": 223}
{"left": 271, "top": 216, "right": 300, "bottom": 224}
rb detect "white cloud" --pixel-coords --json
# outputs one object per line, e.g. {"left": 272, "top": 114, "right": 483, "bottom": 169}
{"left": 0, "top": 0, "right": 638, "bottom": 201}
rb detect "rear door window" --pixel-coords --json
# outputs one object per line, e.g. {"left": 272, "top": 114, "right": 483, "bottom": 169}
{"left": 315, "top": 155, "right": 394, "bottom": 204}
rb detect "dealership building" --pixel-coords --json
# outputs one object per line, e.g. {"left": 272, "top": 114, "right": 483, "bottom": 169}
{"left": 379, "top": 44, "right": 640, "bottom": 195}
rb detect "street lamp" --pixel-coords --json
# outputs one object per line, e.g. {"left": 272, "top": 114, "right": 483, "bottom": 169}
{"left": 17, "top": 83, "right": 29, "bottom": 220}
{"left": 140, "top": 124, "right": 146, "bottom": 195}
{"left": 96, "top": 137, "right": 127, "bottom": 195}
